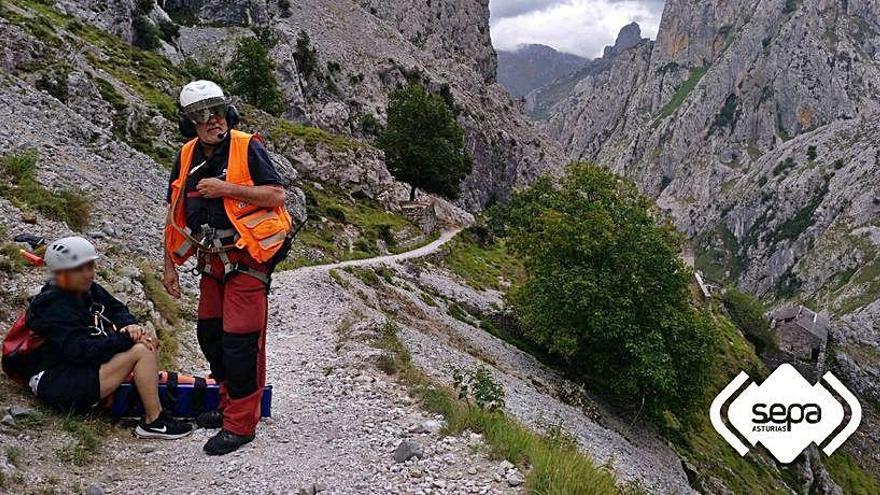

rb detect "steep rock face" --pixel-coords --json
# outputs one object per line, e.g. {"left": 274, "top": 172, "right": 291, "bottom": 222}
{"left": 162, "top": 0, "right": 270, "bottom": 26}
{"left": 524, "top": 23, "right": 649, "bottom": 119}
{"left": 357, "top": 0, "right": 497, "bottom": 83}
{"left": 496, "top": 44, "right": 586, "bottom": 97}
{"left": 544, "top": 0, "right": 880, "bottom": 302}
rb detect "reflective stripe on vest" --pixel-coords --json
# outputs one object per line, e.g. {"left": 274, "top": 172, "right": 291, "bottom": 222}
{"left": 164, "top": 129, "right": 292, "bottom": 265}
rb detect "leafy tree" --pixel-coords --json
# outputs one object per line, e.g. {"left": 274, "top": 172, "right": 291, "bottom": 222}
{"left": 491, "top": 163, "right": 717, "bottom": 420}
{"left": 227, "top": 37, "right": 284, "bottom": 115}
{"left": 721, "top": 288, "right": 776, "bottom": 353}
{"left": 378, "top": 84, "right": 472, "bottom": 200}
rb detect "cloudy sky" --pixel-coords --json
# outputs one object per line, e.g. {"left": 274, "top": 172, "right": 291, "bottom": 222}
{"left": 489, "top": 0, "right": 665, "bottom": 58}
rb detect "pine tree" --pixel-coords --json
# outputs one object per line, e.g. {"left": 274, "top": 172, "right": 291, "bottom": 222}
{"left": 227, "top": 37, "right": 284, "bottom": 115}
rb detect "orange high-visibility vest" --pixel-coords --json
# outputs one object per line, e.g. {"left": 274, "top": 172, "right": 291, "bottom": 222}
{"left": 165, "top": 129, "right": 291, "bottom": 265}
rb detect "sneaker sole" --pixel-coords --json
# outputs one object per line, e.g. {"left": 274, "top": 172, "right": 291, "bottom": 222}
{"left": 204, "top": 437, "right": 255, "bottom": 456}
{"left": 134, "top": 426, "right": 194, "bottom": 440}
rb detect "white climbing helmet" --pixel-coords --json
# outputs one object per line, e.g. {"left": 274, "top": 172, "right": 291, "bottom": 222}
{"left": 44, "top": 236, "right": 99, "bottom": 272}
{"left": 179, "top": 80, "right": 227, "bottom": 114}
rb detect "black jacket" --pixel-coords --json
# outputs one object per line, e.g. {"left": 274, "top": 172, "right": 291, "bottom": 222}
{"left": 25, "top": 282, "right": 137, "bottom": 374}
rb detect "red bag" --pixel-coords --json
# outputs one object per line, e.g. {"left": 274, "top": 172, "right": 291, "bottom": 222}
{"left": 1, "top": 313, "right": 46, "bottom": 385}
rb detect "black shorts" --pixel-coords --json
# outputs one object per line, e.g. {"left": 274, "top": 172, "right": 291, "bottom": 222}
{"left": 36, "top": 364, "right": 102, "bottom": 413}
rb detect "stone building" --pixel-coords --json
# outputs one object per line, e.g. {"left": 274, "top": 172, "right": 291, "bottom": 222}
{"left": 767, "top": 306, "right": 829, "bottom": 381}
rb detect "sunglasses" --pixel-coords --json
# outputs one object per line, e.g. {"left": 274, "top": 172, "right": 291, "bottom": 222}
{"left": 70, "top": 260, "right": 96, "bottom": 272}
{"left": 186, "top": 104, "right": 229, "bottom": 124}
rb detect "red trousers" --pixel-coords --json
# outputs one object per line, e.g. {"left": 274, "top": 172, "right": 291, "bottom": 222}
{"left": 196, "top": 250, "right": 268, "bottom": 436}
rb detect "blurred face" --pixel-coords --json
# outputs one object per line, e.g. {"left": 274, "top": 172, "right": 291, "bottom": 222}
{"left": 195, "top": 112, "right": 228, "bottom": 145}
{"left": 54, "top": 261, "right": 95, "bottom": 294}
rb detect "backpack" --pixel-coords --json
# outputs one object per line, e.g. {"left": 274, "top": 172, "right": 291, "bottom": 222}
{"left": 1, "top": 313, "right": 46, "bottom": 385}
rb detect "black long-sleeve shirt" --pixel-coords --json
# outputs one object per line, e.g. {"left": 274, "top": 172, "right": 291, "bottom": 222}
{"left": 25, "top": 282, "right": 137, "bottom": 374}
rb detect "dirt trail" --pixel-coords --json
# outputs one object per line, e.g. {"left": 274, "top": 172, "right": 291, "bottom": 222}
{"left": 299, "top": 229, "right": 461, "bottom": 273}
{"left": 74, "top": 228, "right": 521, "bottom": 495}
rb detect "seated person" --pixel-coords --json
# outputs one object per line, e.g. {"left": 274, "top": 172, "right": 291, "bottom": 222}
{"left": 25, "top": 236, "right": 192, "bottom": 440}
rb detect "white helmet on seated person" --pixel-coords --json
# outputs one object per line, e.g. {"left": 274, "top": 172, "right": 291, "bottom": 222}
{"left": 44, "top": 236, "right": 99, "bottom": 272}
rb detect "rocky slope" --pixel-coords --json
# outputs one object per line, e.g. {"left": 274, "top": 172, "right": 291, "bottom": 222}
{"left": 496, "top": 44, "right": 586, "bottom": 98}
{"left": 57, "top": 0, "right": 564, "bottom": 210}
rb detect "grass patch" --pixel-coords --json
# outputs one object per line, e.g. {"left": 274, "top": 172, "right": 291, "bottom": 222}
{"left": 654, "top": 66, "right": 708, "bottom": 123}
{"left": 56, "top": 414, "right": 104, "bottom": 466}
{"left": 138, "top": 263, "right": 180, "bottom": 326}
{"left": 447, "top": 302, "right": 472, "bottom": 323}
{"left": 287, "top": 183, "right": 423, "bottom": 264}
{"left": 419, "top": 292, "right": 437, "bottom": 307}
{"left": 0, "top": 150, "right": 90, "bottom": 230}
{"left": 834, "top": 255, "right": 880, "bottom": 314}
{"left": 767, "top": 180, "right": 828, "bottom": 244}
{"left": 824, "top": 451, "right": 880, "bottom": 494}
{"left": 693, "top": 224, "right": 744, "bottom": 283}
{"left": 373, "top": 319, "right": 411, "bottom": 375}
{"left": 442, "top": 229, "right": 524, "bottom": 290}
{"left": 328, "top": 268, "right": 349, "bottom": 287}
{"left": 137, "top": 263, "right": 182, "bottom": 369}
{"left": 4, "top": 446, "right": 21, "bottom": 467}
{"left": 271, "top": 120, "right": 361, "bottom": 153}
{"left": 0, "top": 242, "right": 28, "bottom": 273}
{"left": 346, "top": 266, "right": 382, "bottom": 288}
{"left": 5, "top": 0, "right": 188, "bottom": 120}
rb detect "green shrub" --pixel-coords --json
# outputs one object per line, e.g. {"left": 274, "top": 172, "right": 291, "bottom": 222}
{"left": 278, "top": 0, "right": 292, "bottom": 17}
{"left": 227, "top": 37, "right": 283, "bottom": 115}
{"left": 378, "top": 83, "right": 473, "bottom": 200}
{"left": 35, "top": 67, "right": 69, "bottom": 102}
{"left": 132, "top": 15, "right": 161, "bottom": 50}
{"left": 772, "top": 157, "right": 796, "bottom": 176}
{"left": 711, "top": 94, "right": 738, "bottom": 132}
{"left": 293, "top": 30, "right": 318, "bottom": 79}
{"left": 451, "top": 365, "right": 506, "bottom": 411}
{"left": 157, "top": 19, "right": 179, "bottom": 43}
{"left": 720, "top": 288, "right": 776, "bottom": 353}
{"left": 807, "top": 145, "right": 817, "bottom": 161}
{"left": 0, "top": 151, "right": 90, "bottom": 230}
{"left": 496, "top": 163, "right": 717, "bottom": 422}
{"left": 359, "top": 113, "right": 381, "bottom": 136}
{"left": 135, "top": 0, "right": 154, "bottom": 15}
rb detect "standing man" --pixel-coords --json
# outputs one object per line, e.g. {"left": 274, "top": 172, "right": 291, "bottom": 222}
{"left": 163, "top": 80, "right": 292, "bottom": 455}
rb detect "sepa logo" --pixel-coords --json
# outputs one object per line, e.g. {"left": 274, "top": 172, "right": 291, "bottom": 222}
{"left": 710, "top": 364, "right": 861, "bottom": 463}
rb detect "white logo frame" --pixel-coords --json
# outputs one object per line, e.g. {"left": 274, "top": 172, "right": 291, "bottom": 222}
{"left": 710, "top": 364, "right": 861, "bottom": 463}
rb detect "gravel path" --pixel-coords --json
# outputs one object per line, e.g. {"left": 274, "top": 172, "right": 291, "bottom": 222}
{"left": 75, "top": 229, "right": 523, "bottom": 495}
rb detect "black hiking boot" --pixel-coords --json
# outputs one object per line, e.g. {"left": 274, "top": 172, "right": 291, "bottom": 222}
{"left": 135, "top": 411, "right": 194, "bottom": 440}
{"left": 196, "top": 409, "right": 223, "bottom": 429}
{"left": 204, "top": 429, "right": 255, "bottom": 456}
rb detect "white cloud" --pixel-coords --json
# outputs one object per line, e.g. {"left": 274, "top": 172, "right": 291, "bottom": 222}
{"left": 490, "top": 0, "right": 664, "bottom": 58}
